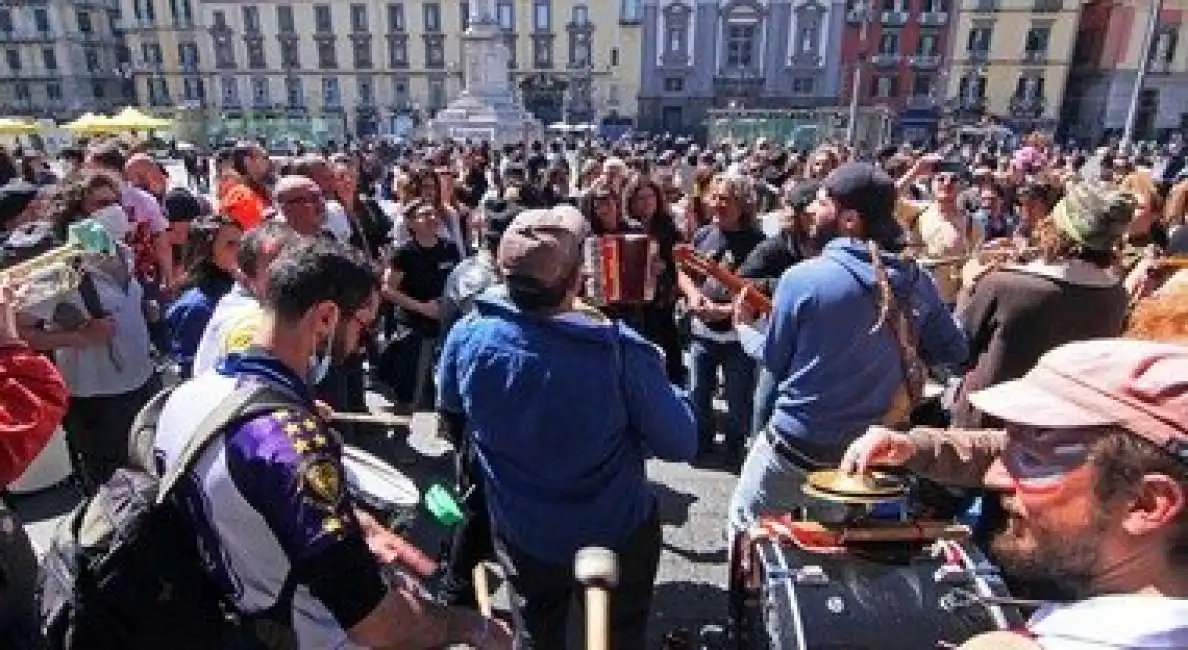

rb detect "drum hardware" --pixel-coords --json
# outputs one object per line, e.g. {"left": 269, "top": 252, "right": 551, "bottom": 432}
{"left": 574, "top": 547, "right": 618, "bottom": 650}
{"left": 328, "top": 411, "right": 413, "bottom": 428}
{"left": 342, "top": 446, "right": 420, "bottom": 533}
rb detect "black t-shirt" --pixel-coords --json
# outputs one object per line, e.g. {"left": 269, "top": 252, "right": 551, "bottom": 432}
{"left": 391, "top": 237, "right": 461, "bottom": 335}
{"left": 691, "top": 224, "right": 766, "bottom": 331}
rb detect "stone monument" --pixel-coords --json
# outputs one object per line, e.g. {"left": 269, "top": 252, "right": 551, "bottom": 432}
{"left": 426, "top": 0, "right": 542, "bottom": 146}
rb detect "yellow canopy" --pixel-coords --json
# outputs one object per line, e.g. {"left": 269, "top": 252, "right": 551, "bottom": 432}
{"left": 62, "top": 112, "right": 116, "bottom": 134}
{"left": 107, "top": 106, "right": 172, "bottom": 130}
{"left": 0, "top": 118, "right": 41, "bottom": 135}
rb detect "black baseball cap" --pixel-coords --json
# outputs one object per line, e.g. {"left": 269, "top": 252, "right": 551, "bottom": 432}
{"left": 784, "top": 180, "right": 821, "bottom": 213}
{"left": 822, "top": 162, "right": 897, "bottom": 225}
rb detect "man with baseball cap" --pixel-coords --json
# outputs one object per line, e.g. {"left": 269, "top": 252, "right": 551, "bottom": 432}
{"left": 842, "top": 338, "right": 1188, "bottom": 648}
{"left": 730, "top": 162, "right": 967, "bottom": 532}
{"left": 436, "top": 206, "right": 696, "bottom": 648}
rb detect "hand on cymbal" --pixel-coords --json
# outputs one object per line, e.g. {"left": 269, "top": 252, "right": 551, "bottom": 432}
{"left": 839, "top": 426, "right": 918, "bottom": 475}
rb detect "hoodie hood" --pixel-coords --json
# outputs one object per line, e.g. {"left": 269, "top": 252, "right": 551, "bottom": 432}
{"left": 821, "top": 236, "right": 924, "bottom": 296}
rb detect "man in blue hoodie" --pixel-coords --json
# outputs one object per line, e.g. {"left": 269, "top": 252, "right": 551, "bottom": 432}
{"left": 437, "top": 205, "right": 698, "bottom": 650}
{"left": 729, "top": 162, "right": 968, "bottom": 532}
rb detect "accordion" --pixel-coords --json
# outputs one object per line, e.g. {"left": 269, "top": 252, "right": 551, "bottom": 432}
{"left": 582, "top": 234, "right": 659, "bottom": 305}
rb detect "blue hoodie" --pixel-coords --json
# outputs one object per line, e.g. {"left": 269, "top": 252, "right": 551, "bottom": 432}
{"left": 740, "top": 237, "right": 967, "bottom": 455}
{"left": 437, "top": 291, "right": 697, "bottom": 563}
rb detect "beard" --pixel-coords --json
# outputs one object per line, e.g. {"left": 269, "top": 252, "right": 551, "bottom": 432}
{"left": 807, "top": 219, "right": 841, "bottom": 252}
{"left": 987, "top": 495, "right": 1106, "bottom": 602}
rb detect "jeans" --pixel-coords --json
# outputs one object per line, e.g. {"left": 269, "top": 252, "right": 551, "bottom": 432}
{"left": 688, "top": 337, "right": 755, "bottom": 452}
{"left": 493, "top": 512, "right": 661, "bottom": 650}
{"left": 751, "top": 368, "right": 779, "bottom": 442}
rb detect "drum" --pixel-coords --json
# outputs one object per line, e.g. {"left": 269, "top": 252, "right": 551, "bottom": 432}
{"left": 729, "top": 517, "right": 1022, "bottom": 650}
{"left": 342, "top": 446, "right": 420, "bottom": 532}
{"left": 7, "top": 427, "right": 73, "bottom": 495}
{"left": 582, "top": 234, "right": 659, "bottom": 305}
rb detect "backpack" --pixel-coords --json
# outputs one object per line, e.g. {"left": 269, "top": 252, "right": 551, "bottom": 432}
{"left": 37, "top": 382, "right": 310, "bottom": 650}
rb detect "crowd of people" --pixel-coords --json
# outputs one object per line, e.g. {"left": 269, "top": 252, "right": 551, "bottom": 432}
{"left": 0, "top": 129, "right": 1184, "bottom": 648}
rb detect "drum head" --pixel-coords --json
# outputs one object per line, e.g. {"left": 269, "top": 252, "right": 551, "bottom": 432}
{"left": 342, "top": 446, "right": 420, "bottom": 509}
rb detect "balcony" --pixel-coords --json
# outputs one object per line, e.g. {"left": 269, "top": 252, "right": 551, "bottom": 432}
{"left": 967, "top": 48, "right": 990, "bottom": 63}
{"left": 971, "top": 0, "right": 997, "bottom": 11}
{"left": 1009, "top": 94, "right": 1045, "bottom": 118}
{"left": 1022, "top": 49, "right": 1047, "bottom": 63}
{"left": 180, "top": 61, "right": 200, "bottom": 73}
{"left": 871, "top": 53, "right": 902, "bottom": 66}
{"left": 958, "top": 95, "right": 985, "bottom": 111}
{"left": 880, "top": 10, "right": 908, "bottom": 26}
{"left": 918, "top": 11, "right": 947, "bottom": 25}
{"left": 0, "top": 28, "right": 56, "bottom": 42}
{"left": 909, "top": 54, "right": 941, "bottom": 68}
{"left": 172, "top": 18, "right": 198, "bottom": 30}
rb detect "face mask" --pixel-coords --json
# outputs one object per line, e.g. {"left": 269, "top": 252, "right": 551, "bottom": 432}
{"left": 91, "top": 204, "right": 131, "bottom": 240}
{"left": 307, "top": 313, "right": 338, "bottom": 386}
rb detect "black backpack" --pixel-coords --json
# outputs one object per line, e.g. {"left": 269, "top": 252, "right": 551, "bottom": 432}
{"left": 38, "top": 383, "right": 309, "bottom": 650}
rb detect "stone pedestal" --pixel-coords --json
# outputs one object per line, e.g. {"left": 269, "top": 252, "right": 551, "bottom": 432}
{"left": 427, "top": 4, "right": 541, "bottom": 146}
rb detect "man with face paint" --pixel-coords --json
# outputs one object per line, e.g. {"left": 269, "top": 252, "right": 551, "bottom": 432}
{"left": 154, "top": 238, "right": 511, "bottom": 649}
{"left": 842, "top": 339, "right": 1188, "bottom": 649}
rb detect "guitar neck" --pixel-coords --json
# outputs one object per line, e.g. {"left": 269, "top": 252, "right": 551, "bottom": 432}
{"left": 675, "top": 245, "right": 773, "bottom": 315}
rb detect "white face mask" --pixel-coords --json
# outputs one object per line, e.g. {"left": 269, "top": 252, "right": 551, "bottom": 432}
{"left": 307, "top": 313, "right": 338, "bottom": 386}
{"left": 90, "top": 204, "right": 131, "bottom": 241}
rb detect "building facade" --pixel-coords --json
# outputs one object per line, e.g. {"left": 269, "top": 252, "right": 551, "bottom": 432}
{"left": 637, "top": 0, "right": 846, "bottom": 138}
{"left": 113, "top": 0, "right": 639, "bottom": 144}
{"left": 839, "top": 0, "right": 955, "bottom": 142}
{"left": 0, "top": 0, "right": 133, "bottom": 121}
{"left": 944, "top": 0, "right": 1082, "bottom": 133}
{"left": 1063, "top": 0, "right": 1188, "bottom": 144}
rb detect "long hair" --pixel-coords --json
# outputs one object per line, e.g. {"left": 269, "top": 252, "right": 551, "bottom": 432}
{"left": 710, "top": 173, "right": 758, "bottom": 231}
{"left": 48, "top": 172, "right": 120, "bottom": 240}
{"left": 181, "top": 215, "right": 241, "bottom": 294}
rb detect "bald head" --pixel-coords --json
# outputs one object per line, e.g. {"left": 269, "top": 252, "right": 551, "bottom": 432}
{"left": 274, "top": 174, "right": 325, "bottom": 236}
{"left": 274, "top": 174, "right": 320, "bottom": 200}
{"left": 124, "top": 153, "right": 166, "bottom": 194}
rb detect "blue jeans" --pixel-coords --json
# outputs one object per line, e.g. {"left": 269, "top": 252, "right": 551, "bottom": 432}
{"left": 751, "top": 368, "right": 779, "bottom": 441}
{"left": 688, "top": 337, "right": 755, "bottom": 451}
{"left": 728, "top": 432, "right": 849, "bottom": 538}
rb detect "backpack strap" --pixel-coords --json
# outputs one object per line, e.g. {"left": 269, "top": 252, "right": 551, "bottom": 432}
{"left": 155, "top": 384, "right": 307, "bottom": 505}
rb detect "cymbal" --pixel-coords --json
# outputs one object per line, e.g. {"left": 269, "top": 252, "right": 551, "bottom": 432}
{"left": 802, "top": 469, "right": 909, "bottom": 504}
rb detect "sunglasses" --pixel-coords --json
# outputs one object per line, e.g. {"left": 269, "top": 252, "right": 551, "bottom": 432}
{"left": 1000, "top": 426, "right": 1097, "bottom": 494}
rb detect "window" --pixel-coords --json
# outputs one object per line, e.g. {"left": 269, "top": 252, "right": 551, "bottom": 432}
{"left": 608, "top": 84, "right": 619, "bottom": 104}
{"left": 426, "top": 39, "right": 445, "bottom": 67}
{"left": 183, "top": 77, "right": 204, "bottom": 101}
{"left": 140, "top": 42, "right": 160, "bottom": 64}
{"left": 221, "top": 76, "right": 240, "bottom": 105}
{"left": 392, "top": 76, "right": 409, "bottom": 102}
{"left": 242, "top": 6, "right": 260, "bottom": 33}
{"left": 533, "top": 37, "right": 552, "bottom": 67}
{"left": 912, "top": 73, "right": 932, "bottom": 96}
{"left": 318, "top": 40, "right": 337, "bottom": 68}
{"left": 34, "top": 9, "right": 50, "bottom": 32}
{"left": 461, "top": 2, "right": 470, "bottom": 30}
{"left": 1152, "top": 28, "right": 1178, "bottom": 64}
{"left": 570, "top": 33, "right": 590, "bottom": 67}
{"left": 77, "top": 11, "right": 93, "bottom": 33}
{"left": 354, "top": 39, "right": 373, "bottom": 68}
{"left": 134, "top": 0, "right": 157, "bottom": 22}
{"left": 798, "top": 23, "right": 818, "bottom": 54}
{"left": 388, "top": 37, "right": 408, "bottom": 67}
{"left": 387, "top": 3, "right": 405, "bottom": 31}
{"left": 5, "top": 49, "right": 19, "bottom": 71}
{"left": 148, "top": 78, "right": 170, "bottom": 105}
{"left": 278, "top": 5, "right": 295, "bottom": 32}
{"left": 179, "top": 41, "right": 199, "bottom": 68}
{"left": 92, "top": 81, "right": 105, "bottom": 99}
{"left": 792, "top": 77, "right": 815, "bottom": 94}
{"left": 666, "top": 25, "right": 685, "bottom": 54}
{"left": 315, "top": 5, "right": 332, "bottom": 32}
{"left": 350, "top": 4, "right": 368, "bottom": 31}
{"left": 922, "top": 0, "right": 945, "bottom": 11}
{"left": 84, "top": 47, "right": 100, "bottom": 73}
{"left": 424, "top": 3, "right": 441, "bottom": 31}
{"left": 534, "top": 0, "right": 550, "bottom": 31}
{"left": 871, "top": 75, "right": 898, "bottom": 98}
{"left": 0, "top": 10, "right": 10, "bottom": 32}
{"left": 358, "top": 77, "right": 374, "bottom": 104}
{"left": 664, "top": 77, "right": 684, "bottom": 92}
{"left": 251, "top": 77, "right": 269, "bottom": 105}
{"left": 573, "top": 5, "right": 588, "bottom": 24}
{"left": 47, "top": 83, "right": 62, "bottom": 101}
{"left": 725, "top": 25, "right": 755, "bottom": 68}
{"left": 498, "top": 1, "right": 514, "bottom": 29}
{"left": 212, "top": 10, "right": 227, "bottom": 28}
{"left": 281, "top": 39, "right": 300, "bottom": 67}
{"left": 504, "top": 34, "right": 518, "bottom": 66}
{"left": 878, "top": 32, "right": 899, "bottom": 54}
{"left": 13, "top": 82, "right": 28, "bottom": 102}
{"left": 1025, "top": 26, "right": 1050, "bottom": 53}
{"left": 247, "top": 39, "right": 266, "bottom": 69}
{"left": 322, "top": 77, "right": 340, "bottom": 107}
{"left": 286, "top": 76, "right": 304, "bottom": 106}
{"left": 967, "top": 26, "right": 991, "bottom": 53}
{"left": 959, "top": 74, "right": 987, "bottom": 99}
{"left": 214, "top": 37, "right": 235, "bottom": 68}
{"left": 171, "top": 0, "right": 194, "bottom": 24}
{"left": 43, "top": 47, "right": 57, "bottom": 70}
{"left": 428, "top": 76, "right": 446, "bottom": 110}
{"left": 611, "top": 47, "right": 619, "bottom": 66}
{"left": 621, "top": 0, "right": 642, "bottom": 23}
{"left": 1015, "top": 75, "right": 1044, "bottom": 99}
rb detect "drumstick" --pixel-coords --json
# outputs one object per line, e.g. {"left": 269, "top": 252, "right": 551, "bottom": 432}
{"left": 575, "top": 548, "right": 618, "bottom": 650}
{"left": 327, "top": 412, "right": 412, "bottom": 427}
{"left": 472, "top": 562, "right": 494, "bottom": 618}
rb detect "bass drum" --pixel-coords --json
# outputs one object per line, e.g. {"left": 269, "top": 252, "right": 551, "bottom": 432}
{"left": 730, "top": 530, "right": 1022, "bottom": 650}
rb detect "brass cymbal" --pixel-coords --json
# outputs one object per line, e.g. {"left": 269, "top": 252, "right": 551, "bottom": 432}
{"left": 801, "top": 469, "right": 909, "bottom": 504}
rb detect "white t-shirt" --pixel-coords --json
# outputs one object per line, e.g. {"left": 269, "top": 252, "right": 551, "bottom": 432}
{"left": 192, "top": 284, "right": 261, "bottom": 376}
{"left": 323, "top": 199, "right": 353, "bottom": 244}
{"left": 1030, "top": 594, "right": 1188, "bottom": 649}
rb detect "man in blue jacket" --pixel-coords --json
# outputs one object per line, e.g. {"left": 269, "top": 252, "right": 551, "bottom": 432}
{"left": 730, "top": 162, "right": 968, "bottom": 533}
{"left": 437, "top": 205, "right": 698, "bottom": 650}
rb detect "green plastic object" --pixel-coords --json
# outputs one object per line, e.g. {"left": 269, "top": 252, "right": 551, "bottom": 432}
{"left": 424, "top": 484, "right": 465, "bottom": 527}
